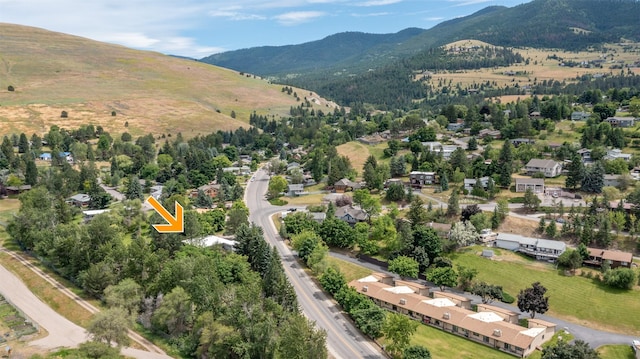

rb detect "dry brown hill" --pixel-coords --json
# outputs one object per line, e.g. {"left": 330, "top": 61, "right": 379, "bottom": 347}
{"left": 0, "top": 23, "right": 321, "bottom": 137}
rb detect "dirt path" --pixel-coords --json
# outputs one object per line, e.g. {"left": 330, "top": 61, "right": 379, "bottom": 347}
{"left": 0, "top": 248, "right": 172, "bottom": 359}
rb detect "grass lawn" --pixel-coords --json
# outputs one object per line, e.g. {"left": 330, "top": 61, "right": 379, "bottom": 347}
{"left": 386, "top": 323, "right": 515, "bottom": 359}
{"left": 284, "top": 193, "right": 326, "bottom": 205}
{"left": 597, "top": 344, "right": 636, "bottom": 359}
{"left": 451, "top": 247, "right": 640, "bottom": 336}
{"left": 336, "top": 142, "right": 372, "bottom": 178}
{"left": 325, "top": 256, "right": 372, "bottom": 282}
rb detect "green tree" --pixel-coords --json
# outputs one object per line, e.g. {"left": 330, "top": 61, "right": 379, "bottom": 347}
{"left": 225, "top": 201, "right": 249, "bottom": 234}
{"left": 103, "top": 278, "right": 142, "bottom": 316}
{"left": 125, "top": 176, "right": 143, "bottom": 200}
{"left": 382, "top": 312, "right": 418, "bottom": 357}
{"left": 268, "top": 175, "right": 288, "bottom": 199}
{"left": 404, "top": 345, "right": 432, "bottom": 359}
{"left": 446, "top": 187, "right": 460, "bottom": 217}
{"left": 426, "top": 267, "right": 458, "bottom": 291}
{"left": 319, "top": 266, "right": 346, "bottom": 296}
{"left": 517, "top": 282, "right": 549, "bottom": 319}
{"left": 565, "top": 153, "right": 584, "bottom": 189}
{"left": 471, "top": 282, "right": 503, "bottom": 304}
{"left": 467, "top": 137, "right": 478, "bottom": 151}
{"left": 388, "top": 255, "right": 419, "bottom": 279}
{"left": 152, "top": 286, "right": 193, "bottom": 336}
{"left": 319, "top": 218, "right": 356, "bottom": 248}
{"left": 25, "top": 159, "right": 38, "bottom": 186}
{"left": 523, "top": 188, "right": 541, "bottom": 213}
{"left": 541, "top": 339, "right": 599, "bottom": 359}
{"left": 557, "top": 249, "right": 583, "bottom": 274}
{"left": 545, "top": 220, "right": 557, "bottom": 238}
{"left": 291, "top": 230, "right": 322, "bottom": 262}
{"left": 277, "top": 314, "right": 327, "bottom": 359}
{"left": 18, "top": 133, "right": 29, "bottom": 154}
{"left": 497, "top": 140, "right": 514, "bottom": 187}
{"left": 351, "top": 303, "right": 386, "bottom": 339}
{"left": 603, "top": 268, "right": 636, "bottom": 290}
{"left": 263, "top": 247, "right": 298, "bottom": 312}
{"left": 408, "top": 197, "right": 427, "bottom": 228}
{"left": 88, "top": 307, "right": 131, "bottom": 347}
{"left": 385, "top": 183, "right": 405, "bottom": 202}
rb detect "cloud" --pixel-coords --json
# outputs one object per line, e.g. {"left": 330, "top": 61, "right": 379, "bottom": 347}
{"left": 425, "top": 16, "right": 444, "bottom": 21}
{"left": 447, "top": 0, "right": 492, "bottom": 6}
{"left": 351, "top": 12, "right": 390, "bottom": 17}
{"left": 209, "top": 9, "right": 266, "bottom": 20}
{"left": 356, "top": 0, "right": 402, "bottom": 6}
{"left": 273, "top": 11, "right": 326, "bottom": 25}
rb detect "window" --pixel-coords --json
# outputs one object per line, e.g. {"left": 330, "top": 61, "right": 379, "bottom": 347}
{"left": 473, "top": 332, "right": 479, "bottom": 337}
{"left": 504, "top": 343, "right": 510, "bottom": 350}
{"left": 484, "top": 336, "right": 490, "bottom": 343}
{"left": 453, "top": 325, "right": 458, "bottom": 333}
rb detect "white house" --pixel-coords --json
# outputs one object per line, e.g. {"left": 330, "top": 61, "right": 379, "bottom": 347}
{"left": 604, "top": 149, "right": 632, "bottom": 162}
{"left": 495, "top": 233, "right": 566, "bottom": 261}
{"left": 524, "top": 159, "right": 562, "bottom": 178}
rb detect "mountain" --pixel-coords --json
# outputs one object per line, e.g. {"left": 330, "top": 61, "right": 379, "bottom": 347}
{"left": 201, "top": 27, "right": 425, "bottom": 77}
{"left": 0, "top": 23, "right": 312, "bottom": 137}
{"left": 201, "top": 0, "right": 640, "bottom": 79}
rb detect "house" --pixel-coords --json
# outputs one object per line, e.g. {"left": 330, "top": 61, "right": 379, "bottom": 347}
{"left": 479, "top": 229, "right": 498, "bottom": 244}
{"left": 222, "top": 166, "right": 251, "bottom": 175}
{"left": 570, "top": 111, "right": 591, "bottom": 121}
{"left": 440, "top": 145, "right": 460, "bottom": 159}
{"left": 603, "top": 174, "right": 622, "bottom": 188}
{"left": 576, "top": 148, "right": 592, "bottom": 163}
{"left": 5, "top": 184, "right": 32, "bottom": 195}
{"left": 38, "top": 153, "right": 52, "bottom": 161}
{"left": 286, "top": 162, "right": 301, "bottom": 172}
{"left": 478, "top": 129, "right": 501, "bottom": 139}
{"left": 150, "top": 185, "right": 163, "bottom": 200}
{"left": 529, "top": 111, "right": 541, "bottom": 119}
{"left": 525, "top": 159, "right": 562, "bottom": 178}
{"left": 448, "top": 123, "right": 464, "bottom": 131}
{"left": 463, "top": 177, "right": 490, "bottom": 192}
{"left": 410, "top": 171, "right": 437, "bottom": 188}
{"left": 67, "top": 193, "right": 91, "bottom": 207}
{"left": 605, "top": 116, "right": 635, "bottom": 128}
{"left": 191, "top": 182, "right": 220, "bottom": 199}
{"left": 495, "top": 233, "right": 566, "bottom": 261}
{"left": 605, "top": 148, "right": 632, "bottom": 162}
{"left": 476, "top": 304, "right": 519, "bottom": 324}
{"left": 334, "top": 178, "right": 362, "bottom": 193}
{"left": 187, "top": 235, "right": 237, "bottom": 251}
{"left": 384, "top": 178, "right": 405, "bottom": 188}
{"left": 349, "top": 275, "right": 555, "bottom": 358}
{"left": 421, "top": 141, "right": 443, "bottom": 152}
{"left": 82, "top": 209, "right": 111, "bottom": 221}
{"left": 515, "top": 178, "right": 545, "bottom": 193}
{"left": 335, "top": 205, "right": 368, "bottom": 224}
{"left": 510, "top": 139, "right": 535, "bottom": 148}
{"left": 584, "top": 248, "right": 633, "bottom": 269}
{"left": 287, "top": 183, "right": 306, "bottom": 197}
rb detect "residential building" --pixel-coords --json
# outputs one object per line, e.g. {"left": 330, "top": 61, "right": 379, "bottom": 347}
{"left": 605, "top": 116, "right": 635, "bottom": 128}
{"left": 82, "top": 209, "right": 111, "bottom": 222}
{"left": 478, "top": 129, "right": 501, "bottom": 139}
{"left": 478, "top": 229, "right": 498, "bottom": 244}
{"left": 191, "top": 182, "right": 220, "bottom": 199}
{"left": 335, "top": 205, "right": 368, "bottom": 224}
{"left": 384, "top": 178, "right": 405, "bottom": 188}
{"left": 222, "top": 166, "right": 251, "bottom": 175}
{"left": 603, "top": 174, "right": 622, "bottom": 188}
{"left": 515, "top": 178, "right": 545, "bottom": 193}
{"left": 605, "top": 148, "right": 632, "bottom": 162}
{"left": 187, "top": 235, "right": 237, "bottom": 251}
{"left": 524, "top": 159, "right": 562, "bottom": 178}
{"left": 67, "top": 193, "right": 91, "bottom": 208}
{"left": 440, "top": 145, "right": 460, "bottom": 159}
{"left": 410, "top": 171, "right": 437, "bottom": 188}
{"left": 529, "top": 111, "right": 541, "bottom": 119}
{"left": 334, "top": 178, "right": 362, "bottom": 192}
{"left": 349, "top": 275, "right": 555, "bottom": 358}
{"left": 38, "top": 153, "right": 52, "bottom": 161}
{"left": 571, "top": 111, "right": 591, "bottom": 121}
{"left": 463, "top": 177, "right": 490, "bottom": 192}
{"left": 510, "top": 139, "right": 535, "bottom": 148}
{"left": 4, "top": 184, "right": 32, "bottom": 195}
{"left": 495, "top": 233, "right": 566, "bottom": 261}
{"left": 576, "top": 148, "right": 592, "bottom": 163}
{"left": 584, "top": 248, "right": 633, "bottom": 269}
{"left": 287, "top": 183, "right": 306, "bottom": 197}
{"left": 447, "top": 123, "right": 464, "bottom": 131}
{"left": 421, "top": 141, "right": 443, "bottom": 152}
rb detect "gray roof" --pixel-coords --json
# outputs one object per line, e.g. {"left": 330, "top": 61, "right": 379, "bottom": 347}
{"left": 335, "top": 205, "right": 368, "bottom": 221}
{"left": 515, "top": 178, "right": 544, "bottom": 185}
{"left": 496, "top": 233, "right": 565, "bottom": 251}
{"left": 526, "top": 159, "right": 558, "bottom": 169}
{"left": 288, "top": 184, "right": 304, "bottom": 191}
{"left": 69, "top": 193, "right": 90, "bottom": 202}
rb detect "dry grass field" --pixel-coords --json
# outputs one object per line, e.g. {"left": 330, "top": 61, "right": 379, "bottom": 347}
{"left": 0, "top": 24, "right": 333, "bottom": 137}
{"left": 428, "top": 39, "right": 640, "bottom": 102}
{"left": 336, "top": 141, "right": 372, "bottom": 178}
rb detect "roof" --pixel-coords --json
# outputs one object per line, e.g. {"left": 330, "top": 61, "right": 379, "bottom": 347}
{"left": 588, "top": 248, "right": 633, "bottom": 262}
{"left": 335, "top": 205, "right": 368, "bottom": 221}
{"left": 496, "top": 233, "right": 565, "bottom": 251}
{"left": 349, "top": 277, "right": 553, "bottom": 350}
{"left": 526, "top": 159, "right": 559, "bottom": 169}
{"left": 69, "top": 193, "right": 90, "bottom": 202}
{"left": 536, "top": 238, "right": 566, "bottom": 251}
{"left": 384, "top": 286, "right": 415, "bottom": 294}
{"left": 288, "top": 184, "right": 304, "bottom": 191}
{"left": 515, "top": 178, "right": 544, "bottom": 186}
{"left": 82, "top": 209, "right": 111, "bottom": 216}
{"left": 39, "top": 152, "right": 52, "bottom": 158}
{"left": 195, "top": 235, "right": 236, "bottom": 248}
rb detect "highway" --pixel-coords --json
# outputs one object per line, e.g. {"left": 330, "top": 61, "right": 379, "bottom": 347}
{"left": 244, "top": 169, "right": 383, "bottom": 359}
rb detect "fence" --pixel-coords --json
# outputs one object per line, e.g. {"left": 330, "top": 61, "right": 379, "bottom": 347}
{"left": 0, "top": 293, "right": 40, "bottom": 335}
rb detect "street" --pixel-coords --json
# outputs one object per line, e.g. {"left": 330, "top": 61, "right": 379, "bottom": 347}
{"left": 245, "top": 169, "right": 383, "bottom": 359}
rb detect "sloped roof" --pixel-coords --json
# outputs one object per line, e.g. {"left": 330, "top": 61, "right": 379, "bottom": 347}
{"left": 526, "top": 159, "right": 559, "bottom": 169}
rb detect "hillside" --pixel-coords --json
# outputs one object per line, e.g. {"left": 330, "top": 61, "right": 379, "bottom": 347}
{"left": 200, "top": 0, "right": 640, "bottom": 83}
{"left": 0, "top": 23, "right": 316, "bottom": 137}
{"left": 201, "top": 27, "right": 425, "bottom": 76}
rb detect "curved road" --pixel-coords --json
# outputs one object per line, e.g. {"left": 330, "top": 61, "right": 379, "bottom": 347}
{"left": 245, "top": 169, "right": 383, "bottom": 359}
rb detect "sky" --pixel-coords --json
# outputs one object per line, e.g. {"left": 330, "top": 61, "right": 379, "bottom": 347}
{"left": 0, "top": 0, "right": 530, "bottom": 59}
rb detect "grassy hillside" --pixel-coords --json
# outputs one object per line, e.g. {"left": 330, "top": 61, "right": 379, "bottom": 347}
{"left": 0, "top": 23, "right": 316, "bottom": 137}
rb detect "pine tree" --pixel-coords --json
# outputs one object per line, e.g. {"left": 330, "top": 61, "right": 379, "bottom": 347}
{"left": 491, "top": 207, "right": 500, "bottom": 229}
{"left": 18, "top": 133, "right": 29, "bottom": 154}
{"left": 25, "top": 159, "right": 38, "bottom": 186}
{"left": 538, "top": 217, "right": 546, "bottom": 234}
{"left": 467, "top": 137, "right": 478, "bottom": 151}
{"left": 440, "top": 172, "right": 449, "bottom": 191}
{"left": 126, "top": 176, "right": 143, "bottom": 200}
{"left": 545, "top": 221, "right": 557, "bottom": 238}
{"left": 446, "top": 188, "right": 460, "bottom": 217}
{"left": 497, "top": 140, "right": 514, "bottom": 187}
{"left": 565, "top": 153, "right": 584, "bottom": 189}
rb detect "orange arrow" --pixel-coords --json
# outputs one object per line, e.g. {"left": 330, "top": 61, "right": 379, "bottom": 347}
{"left": 146, "top": 197, "right": 184, "bottom": 233}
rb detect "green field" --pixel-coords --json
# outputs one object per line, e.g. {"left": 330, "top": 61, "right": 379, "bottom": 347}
{"left": 451, "top": 247, "right": 640, "bottom": 336}
{"left": 597, "top": 344, "right": 636, "bottom": 359}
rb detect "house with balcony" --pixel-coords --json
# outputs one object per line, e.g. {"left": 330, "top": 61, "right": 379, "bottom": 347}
{"left": 515, "top": 178, "right": 545, "bottom": 193}
{"left": 571, "top": 111, "right": 591, "bottom": 121}
{"left": 495, "top": 233, "right": 566, "bottom": 261}
{"left": 604, "top": 148, "right": 632, "bottom": 162}
{"left": 410, "top": 171, "right": 437, "bottom": 188}
{"left": 584, "top": 248, "right": 633, "bottom": 269}
{"left": 604, "top": 116, "right": 635, "bottom": 128}
{"left": 463, "top": 177, "right": 490, "bottom": 192}
{"left": 524, "top": 159, "right": 562, "bottom": 178}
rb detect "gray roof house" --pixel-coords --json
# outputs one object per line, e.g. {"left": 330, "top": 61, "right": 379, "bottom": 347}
{"left": 463, "top": 176, "right": 490, "bottom": 192}
{"left": 525, "top": 159, "right": 562, "bottom": 178}
{"left": 287, "top": 183, "right": 306, "bottom": 197}
{"left": 495, "top": 233, "right": 566, "bottom": 261}
{"left": 515, "top": 178, "right": 545, "bottom": 193}
{"left": 335, "top": 205, "right": 368, "bottom": 225}
{"left": 603, "top": 174, "right": 622, "bottom": 188}
{"left": 605, "top": 116, "right": 635, "bottom": 128}
{"left": 67, "top": 193, "right": 91, "bottom": 207}
{"left": 571, "top": 111, "right": 591, "bottom": 121}
{"left": 604, "top": 148, "right": 632, "bottom": 162}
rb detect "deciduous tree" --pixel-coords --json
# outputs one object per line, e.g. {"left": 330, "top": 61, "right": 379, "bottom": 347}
{"left": 517, "top": 282, "right": 549, "bottom": 319}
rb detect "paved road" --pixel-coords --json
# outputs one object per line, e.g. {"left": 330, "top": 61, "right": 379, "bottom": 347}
{"left": 0, "top": 250, "right": 171, "bottom": 359}
{"left": 245, "top": 169, "right": 383, "bottom": 359}
{"left": 329, "top": 252, "right": 639, "bottom": 349}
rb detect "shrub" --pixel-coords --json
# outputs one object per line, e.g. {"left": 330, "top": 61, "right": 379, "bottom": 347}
{"left": 7, "top": 85, "right": 14, "bottom": 91}
{"left": 111, "top": 111, "right": 116, "bottom": 116}
{"left": 603, "top": 268, "right": 636, "bottom": 290}
{"left": 60, "top": 110, "right": 68, "bottom": 118}
{"left": 508, "top": 197, "right": 525, "bottom": 204}
{"left": 501, "top": 291, "right": 515, "bottom": 304}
